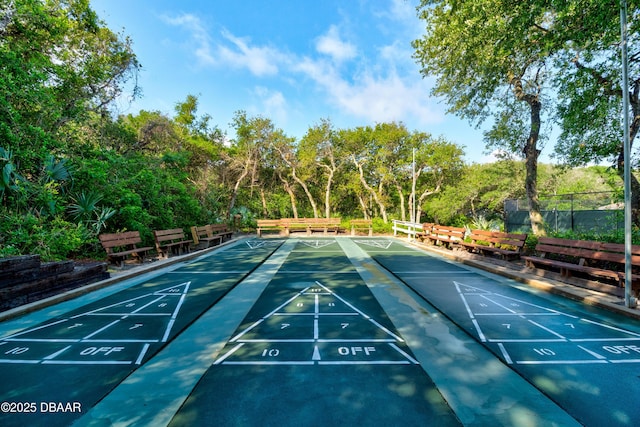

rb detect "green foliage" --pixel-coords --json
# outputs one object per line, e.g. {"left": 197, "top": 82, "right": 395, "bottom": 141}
{"left": 1, "top": 1, "right": 636, "bottom": 262}
{"left": 230, "top": 206, "right": 256, "bottom": 231}
{"left": 68, "top": 191, "right": 115, "bottom": 235}
{"left": 469, "top": 214, "right": 501, "bottom": 231}
{"left": 548, "top": 228, "right": 640, "bottom": 246}
{"left": 0, "top": 211, "right": 89, "bottom": 261}
{"left": 372, "top": 217, "right": 392, "bottom": 234}
{"left": 0, "top": 147, "right": 22, "bottom": 201}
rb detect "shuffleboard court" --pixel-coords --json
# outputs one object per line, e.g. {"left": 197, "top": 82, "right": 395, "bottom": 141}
{"left": 0, "top": 240, "right": 282, "bottom": 427}
{"left": 356, "top": 238, "right": 640, "bottom": 427}
{"left": 4, "top": 236, "right": 636, "bottom": 426}
{"left": 168, "top": 239, "right": 461, "bottom": 426}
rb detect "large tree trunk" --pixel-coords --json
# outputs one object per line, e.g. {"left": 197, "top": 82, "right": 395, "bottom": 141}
{"left": 279, "top": 173, "right": 299, "bottom": 218}
{"left": 512, "top": 74, "right": 545, "bottom": 236}
{"left": 523, "top": 99, "right": 545, "bottom": 236}
{"left": 290, "top": 168, "right": 319, "bottom": 218}
{"left": 357, "top": 194, "right": 370, "bottom": 219}
{"left": 321, "top": 164, "right": 335, "bottom": 219}
{"left": 228, "top": 168, "right": 249, "bottom": 218}
{"left": 353, "top": 158, "right": 388, "bottom": 222}
{"left": 395, "top": 184, "right": 406, "bottom": 221}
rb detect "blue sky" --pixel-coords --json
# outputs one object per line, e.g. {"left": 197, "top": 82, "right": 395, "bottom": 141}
{"left": 90, "top": 0, "right": 500, "bottom": 163}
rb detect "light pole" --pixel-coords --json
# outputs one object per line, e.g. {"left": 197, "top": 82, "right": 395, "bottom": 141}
{"left": 620, "top": 0, "right": 635, "bottom": 307}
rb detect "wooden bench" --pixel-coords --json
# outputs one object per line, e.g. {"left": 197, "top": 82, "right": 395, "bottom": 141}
{"left": 190, "top": 225, "right": 223, "bottom": 248}
{"left": 460, "top": 229, "right": 528, "bottom": 260}
{"left": 208, "top": 223, "right": 233, "bottom": 242}
{"left": 521, "top": 237, "right": 640, "bottom": 290}
{"left": 256, "top": 219, "right": 286, "bottom": 237}
{"left": 259, "top": 218, "right": 342, "bottom": 236}
{"left": 350, "top": 219, "right": 372, "bottom": 236}
{"left": 416, "top": 223, "right": 435, "bottom": 242}
{"left": 99, "top": 231, "right": 154, "bottom": 267}
{"left": 301, "top": 217, "right": 342, "bottom": 235}
{"left": 424, "top": 225, "right": 466, "bottom": 249}
{"left": 153, "top": 228, "right": 193, "bottom": 258}
{"left": 280, "top": 218, "right": 310, "bottom": 235}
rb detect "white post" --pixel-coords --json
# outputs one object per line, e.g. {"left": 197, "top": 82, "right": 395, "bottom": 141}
{"left": 412, "top": 148, "right": 416, "bottom": 224}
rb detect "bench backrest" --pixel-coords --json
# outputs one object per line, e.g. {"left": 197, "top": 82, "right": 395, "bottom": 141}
{"left": 99, "top": 231, "right": 142, "bottom": 253}
{"left": 422, "top": 223, "right": 435, "bottom": 232}
{"left": 350, "top": 219, "right": 371, "bottom": 227}
{"left": 282, "top": 217, "right": 341, "bottom": 224}
{"left": 153, "top": 228, "right": 186, "bottom": 244}
{"left": 431, "top": 225, "right": 465, "bottom": 239}
{"left": 190, "top": 225, "right": 210, "bottom": 245}
{"left": 535, "top": 237, "right": 640, "bottom": 265}
{"left": 208, "top": 224, "right": 230, "bottom": 233}
{"left": 257, "top": 219, "right": 283, "bottom": 227}
{"left": 468, "top": 229, "right": 527, "bottom": 250}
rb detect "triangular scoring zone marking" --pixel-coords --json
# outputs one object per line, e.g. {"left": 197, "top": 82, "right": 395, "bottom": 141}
{"left": 296, "top": 240, "right": 337, "bottom": 249}
{"left": 246, "top": 239, "right": 285, "bottom": 249}
{"left": 0, "top": 282, "right": 191, "bottom": 365}
{"left": 214, "top": 281, "right": 418, "bottom": 366}
{"left": 354, "top": 239, "right": 393, "bottom": 250}
{"left": 454, "top": 281, "right": 640, "bottom": 365}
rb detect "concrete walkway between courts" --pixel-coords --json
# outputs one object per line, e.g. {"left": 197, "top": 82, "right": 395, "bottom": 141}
{"left": 0, "top": 236, "right": 637, "bottom": 426}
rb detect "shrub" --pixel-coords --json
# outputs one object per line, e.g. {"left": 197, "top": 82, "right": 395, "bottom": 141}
{"left": 0, "top": 212, "right": 90, "bottom": 261}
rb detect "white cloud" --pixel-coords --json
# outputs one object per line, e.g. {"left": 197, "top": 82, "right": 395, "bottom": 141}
{"left": 218, "top": 30, "right": 281, "bottom": 76}
{"left": 162, "top": 13, "right": 216, "bottom": 66}
{"left": 163, "top": 14, "right": 282, "bottom": 76}
{"left": 163, "top": 10, "right": 442, "bottom": 130}
{"left": 252, "top": 86, "right": 288, "bottom": 123}
{"left": 315, "top": 25, "right": 357, "bottom": 62}
{"left": 295, "top": 56, "right": 441, "bottom": 126}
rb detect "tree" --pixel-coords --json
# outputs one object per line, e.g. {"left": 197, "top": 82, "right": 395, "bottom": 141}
{"left": 299, "top": 119, "right": 342, "bottom": 218}
{"left": 550, "top": 1, "right": 640, "bottom": 216}
{"left": 413, "top": 0, "right": 554, "bottom": 235}
{"left": 272, "top": 129, "right": 320, "bottom": 218}
{"left": 413, "top": 134, "right": 465, "bottom": 223}
{"left": 0, "top": 0, "right": 140, "bottom": 172}
{"left": 227, "top": 111, "right": 291, "bottom": 218}
{"left": 339, "top": 124, "right": 405, "bottom": 223}
{"left": 427, "top": 161, "right": 525, "bottom": 224}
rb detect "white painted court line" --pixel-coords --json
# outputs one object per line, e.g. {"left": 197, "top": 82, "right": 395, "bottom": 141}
{"left": 72, "top": 239, "right": 295, "bottom": 427}
{"left": 215, "top": 279, "right": 416, "bottom": 365}
{"left": 0, "top": 281, "right": 192, "bottom": 365}
{"left": 454, "top": 280, "right": 640, "bottom": 365}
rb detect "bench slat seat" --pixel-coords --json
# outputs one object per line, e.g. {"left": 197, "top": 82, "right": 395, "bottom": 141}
{"left": 208, "top": 224, "right": 233, "bottom": 242}
{"left": 99, "top": 231, "right": 154, "bottom": 267}
{"left": 522, "top": 237, "right": 640, "bottom": 292}
{"left": 416, "top": 223, "right": 434, "bottom": 242}
{"left": 302, "top": 218, "right": 342, "bottom": 235}
{"left": 350, "top": 219, "right": 372, "bottom": 236}
{"left": 460, "top": 229, "right": 527, "bottom": 260}
{"left": 257, "top": 218, "right": 342, "bottom": 236}
{"left": 191, "top": 225, "right": 223, "bottom": 249}
{"left": 256, "top": 219, "right": 285, "bottom": 237}
{"left": 153, "top": 228, "right": 193, "bottom": 258}
{"left": 425, "top": 225, "right": 465, "bottom": 249}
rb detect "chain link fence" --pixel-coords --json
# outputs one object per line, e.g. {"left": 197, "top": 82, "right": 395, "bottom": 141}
{"left": 504, "top": 192, "right": 623, "bottom": 234}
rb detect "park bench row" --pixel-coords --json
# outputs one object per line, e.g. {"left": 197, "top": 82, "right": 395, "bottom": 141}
{"left": 416, "top": 222, "right": 639, "bottom": 293}
{"left": 417, "top": 223, "right": 527, "bottom": 260}
{"left": 256, "top": 218, "right": 341, "bottom": 237}
{"left": 256, "top": 218, "right": 373, "bottom": 237}
{"left": 522, "top": 237, "right": 640, "bottom": 293}
{"left": 98, "top": 223, "right": 233, "bottom": 267}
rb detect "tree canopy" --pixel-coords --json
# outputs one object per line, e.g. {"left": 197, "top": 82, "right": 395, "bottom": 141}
{"left": 0, "top": 0, "right": 634, "bottom": 260}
